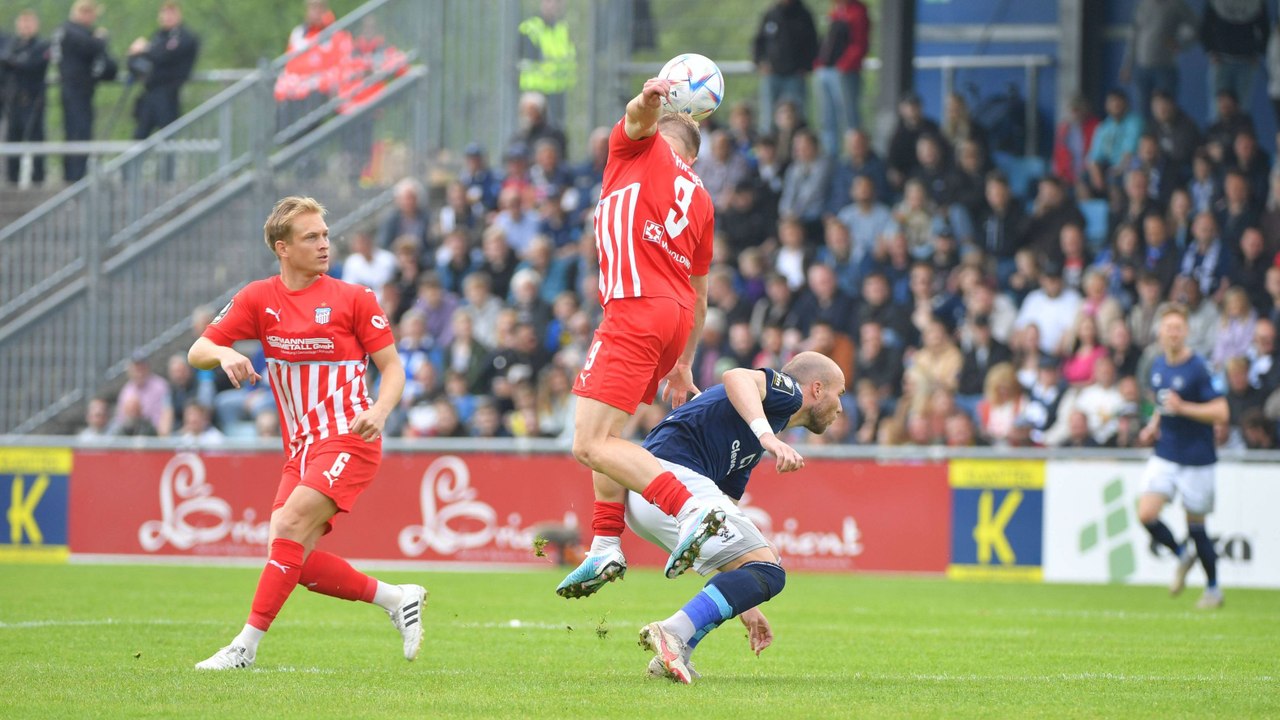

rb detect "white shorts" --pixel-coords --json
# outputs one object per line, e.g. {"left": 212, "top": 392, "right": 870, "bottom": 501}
{"left": 625, "top": 460, "right": 773, "bottom": 576}
{"left": 1141, "top": 456, "right": 1216, "bottom": 515}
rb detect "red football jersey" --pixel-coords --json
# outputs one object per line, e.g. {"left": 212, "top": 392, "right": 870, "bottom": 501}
{"left": 594, "top": 119, "right": 715, "bottom": 310}
{"left": 203, "top": 275, "right": 395, "bottom": 457}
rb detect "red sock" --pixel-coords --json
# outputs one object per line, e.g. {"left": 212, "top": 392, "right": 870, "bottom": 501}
{"left": 299, "top": 550, "right": 378, "bottom": 603}
{"left": 639, "top": 471, "right": 693, "bottom": 518}
{"left": 246, "top": 538, "right": 305, "bottom": 631}
{"left": 592, "top": 501, "right": 626, "bottom": 537}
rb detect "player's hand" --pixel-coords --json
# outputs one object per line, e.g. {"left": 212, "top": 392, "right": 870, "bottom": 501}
{"left": 1138, "top": 423, "right": 1159, "bottom": 446}
{"left": 739, "top": 607, "right": 773, "bottom": 656}
{"left": 350, "top": 407, "right": 388, "bottom": 442}
{"left": 218, "top": 350, "right": 259, "bottom": 389}
{"left": 1161, "top": 390, "right": 1185, "bottom": 416}
{"left": 661, "top": 364, "right": 699, "bottom": 409}
{"left": 641, "top": 78, "right": 672, "bottom": 108}
{"left": 761, "top": 434, "right": 804, "bottom": 473}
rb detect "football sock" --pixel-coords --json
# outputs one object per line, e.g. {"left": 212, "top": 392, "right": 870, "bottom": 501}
{"left": 371, "top": 581, "right": 405, "bottom": 612}
{"left": 246, "top": 538, "right": 305, "bottom": 632}
{"left": 1142, "top": 519, "right": 1183, "bottom": 556}
{"left": 299, "top": 550, "right": 378, "bottom": 603}
{"left": 1188, "top": 522, "right": 1218, "bottom": 589}
{"left": 589, "top": 535, "right": 621, "bottom": 555}
{"left": 589, "top": 501, "right": 626, "bottom": 555}
{"left": 666, "top": 562, "right": 786, "bottom": 646}
{"left": 641, "top": 471, "right": 694, "bottom": 518}
{"left": 232, "top": 624, "right": 265, "bottom": 655}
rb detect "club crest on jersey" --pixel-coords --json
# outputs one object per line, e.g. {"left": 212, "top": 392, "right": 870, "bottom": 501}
{"left": 315, "top": 306, "right": 332, "bottom": 325}
{"left": 643, "top": 220, "right": 665, "bottom": 244}
{"left": 772, "top": 371, "right": 797, "bottom": 395}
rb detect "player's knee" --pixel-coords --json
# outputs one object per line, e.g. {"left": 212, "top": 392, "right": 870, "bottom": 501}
{"left": 571, "top": 433, "right": 602, "bottom": 470}
{"left": 740, "top": 561, "right": 786, "bottom": 602}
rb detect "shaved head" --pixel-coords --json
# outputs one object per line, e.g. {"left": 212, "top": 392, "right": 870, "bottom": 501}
{"left": 782, "top": 351, "right": 844, "bottom": 387}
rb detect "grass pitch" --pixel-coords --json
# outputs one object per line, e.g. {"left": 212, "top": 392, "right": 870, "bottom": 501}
{"left": 1, "top": 564, "right": 1277, "bottom": 719}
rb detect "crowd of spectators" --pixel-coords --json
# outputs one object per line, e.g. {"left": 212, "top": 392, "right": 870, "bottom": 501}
{"left": 74, "top": 0, "right": 1280, "bottom": 452}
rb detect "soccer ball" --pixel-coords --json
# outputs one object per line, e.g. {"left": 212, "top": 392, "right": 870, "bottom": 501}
{"left": 658, "top": 53, "right": 724, "bottom": 122}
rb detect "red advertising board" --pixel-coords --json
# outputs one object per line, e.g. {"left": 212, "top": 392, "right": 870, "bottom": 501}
{"left": 69, "top": 450, "right": 950, "bottom": 573}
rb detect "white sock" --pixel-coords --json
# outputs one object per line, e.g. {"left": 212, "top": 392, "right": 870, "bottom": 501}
{"left": 663, "top": 612, "right": 697, "bottom": 645}
{"left": 233, "top": 624, "right": 265, "bottom": 655}
{"left": 371, "top": 581, "right": 404, "bottom": 611}
{"left": 589, "top": 535, "right": 622, "bottom": 556}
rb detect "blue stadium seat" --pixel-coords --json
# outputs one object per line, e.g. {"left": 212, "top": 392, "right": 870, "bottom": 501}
{"left": 992, "top": 152, "right": 1047, "bottom": 198}
{"left": 1079, "top": 199, "right": 1110, "bottom": 252}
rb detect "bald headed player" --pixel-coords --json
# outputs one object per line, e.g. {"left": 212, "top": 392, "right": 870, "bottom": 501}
{"left": 627, "top": 352, "right": 847, "bottom": 683}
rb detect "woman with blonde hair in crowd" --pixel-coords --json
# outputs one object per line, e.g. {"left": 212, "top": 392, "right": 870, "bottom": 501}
{"left": 977, "top": 362, "right": 1026, "bottom": 445}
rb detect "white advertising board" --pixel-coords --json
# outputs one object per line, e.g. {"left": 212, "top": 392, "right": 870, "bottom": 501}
{"left": 1044, "top": 461, "right": 1280, "bottom": 589}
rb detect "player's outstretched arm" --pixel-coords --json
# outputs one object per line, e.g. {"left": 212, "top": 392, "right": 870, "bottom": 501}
{"left": 623, "top": 77, "right": 672, "bottom": 141}
{"left": 723, "top": 368, "right": 804, "bottom": 472}
{"left": 188, "top": 336, "right": 259, "bottom": 389}
{"left": 350, "top": 344, "right": 404, "bottom": 442}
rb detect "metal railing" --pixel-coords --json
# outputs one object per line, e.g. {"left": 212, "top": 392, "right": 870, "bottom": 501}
{"left": 0, "top": 0, "right": 428, "bottom": 324}
{"left": 0, "top": 66, "right": 429, "bottom": 435}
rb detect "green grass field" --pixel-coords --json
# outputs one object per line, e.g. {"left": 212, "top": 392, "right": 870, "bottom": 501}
{"left": 1, "top": 565, "right": 1277, "bottom": 719}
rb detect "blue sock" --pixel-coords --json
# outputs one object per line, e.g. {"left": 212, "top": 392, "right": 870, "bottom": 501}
{"left": 1188, "top": 522, "right": 1218, "bottom": 589}
{"left": 666, "top": 562, "right": 786, "bottom": 646}
{"left": 1142, "top": 519, "right": 1184, "bottom": 557}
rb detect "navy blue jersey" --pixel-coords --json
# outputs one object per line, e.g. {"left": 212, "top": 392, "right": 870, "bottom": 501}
{"left": 1150, "top": 352, "right": 1220, "bottom": 466}
{"left": 643, "top": 368, "right": 804, "bottom": 500}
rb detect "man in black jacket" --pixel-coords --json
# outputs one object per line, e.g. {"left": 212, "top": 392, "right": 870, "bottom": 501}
{"left": 751, "top": 0, "right": 817, "bottom": 134}
{"left": 1, "top": 10, "right": 50, "bottom": 184}
{"left": 55, "top": 0, "right": 116, "bottom": 183}
{"left": 127, "top": 1, "right": 199, "bottom": 140}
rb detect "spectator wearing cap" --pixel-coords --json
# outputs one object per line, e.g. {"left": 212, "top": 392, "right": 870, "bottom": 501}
{"left": 827, "top": 129, "right": 890, "bottom": 215}
{"left": 378, "top": 178, "right": 429, "bottom": 251}
{"left": 886, "top": 92, "right": 942, "bottom": 193}
{"left": 1019, "top": 356, "right": 1066, "bottom": 445}
{"left": 500, "top": 143, "right": 533, "bottom": 195}
{"left": 460, "top": 142, "right": 502, "bottom": 212}
{"left": 1083, "top": 89, "right": 1142, "bottom": 198}
{"left": 115, "top": 350, "right": 174, "bottom": 436}
{"left": 1014, "top": 260, "right": 1082, "bottom": 355}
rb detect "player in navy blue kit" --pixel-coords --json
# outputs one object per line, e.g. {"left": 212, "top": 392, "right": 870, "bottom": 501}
{"left": 1138, "top": 304, "right": 1230, "bottom": 609}
{"left": 625, "top": 351, "right": 846, "bottom": 683}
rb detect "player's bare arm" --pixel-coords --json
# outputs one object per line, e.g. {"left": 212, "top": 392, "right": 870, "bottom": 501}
{"left": 661, "top": 274, "right": 708, "bottom": 409}
{"left": 350, "top": 344, "right": 404, "bottom": 442}
{"left": 623, "top": 77, "right": 671, "bottom": 141}
{"left": 1138, "top": 412, "right": 1161, "bottom": 446}
{"left": 188, "top": 336, "right": 259, "bottom": 388}
{"left": 1161, "top": 392, "right": 1229, "bottom": 426}
{"left": 722, "top": 367, "right": 804, "bottom": 473}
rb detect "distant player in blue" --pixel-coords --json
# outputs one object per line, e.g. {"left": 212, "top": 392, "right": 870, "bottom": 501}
{"left": 1138, "top": 304, "right": 1229, "bottom": 609}
{"left": 625, "top": 351, "right": 846, "bottom": 683}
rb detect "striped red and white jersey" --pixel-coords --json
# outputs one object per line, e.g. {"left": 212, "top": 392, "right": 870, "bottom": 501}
{"left": 204, "top": 274, "right": 394, "bottom": 457}
{"left": 594, "top": 119, "right": 715, "bottom": 310}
